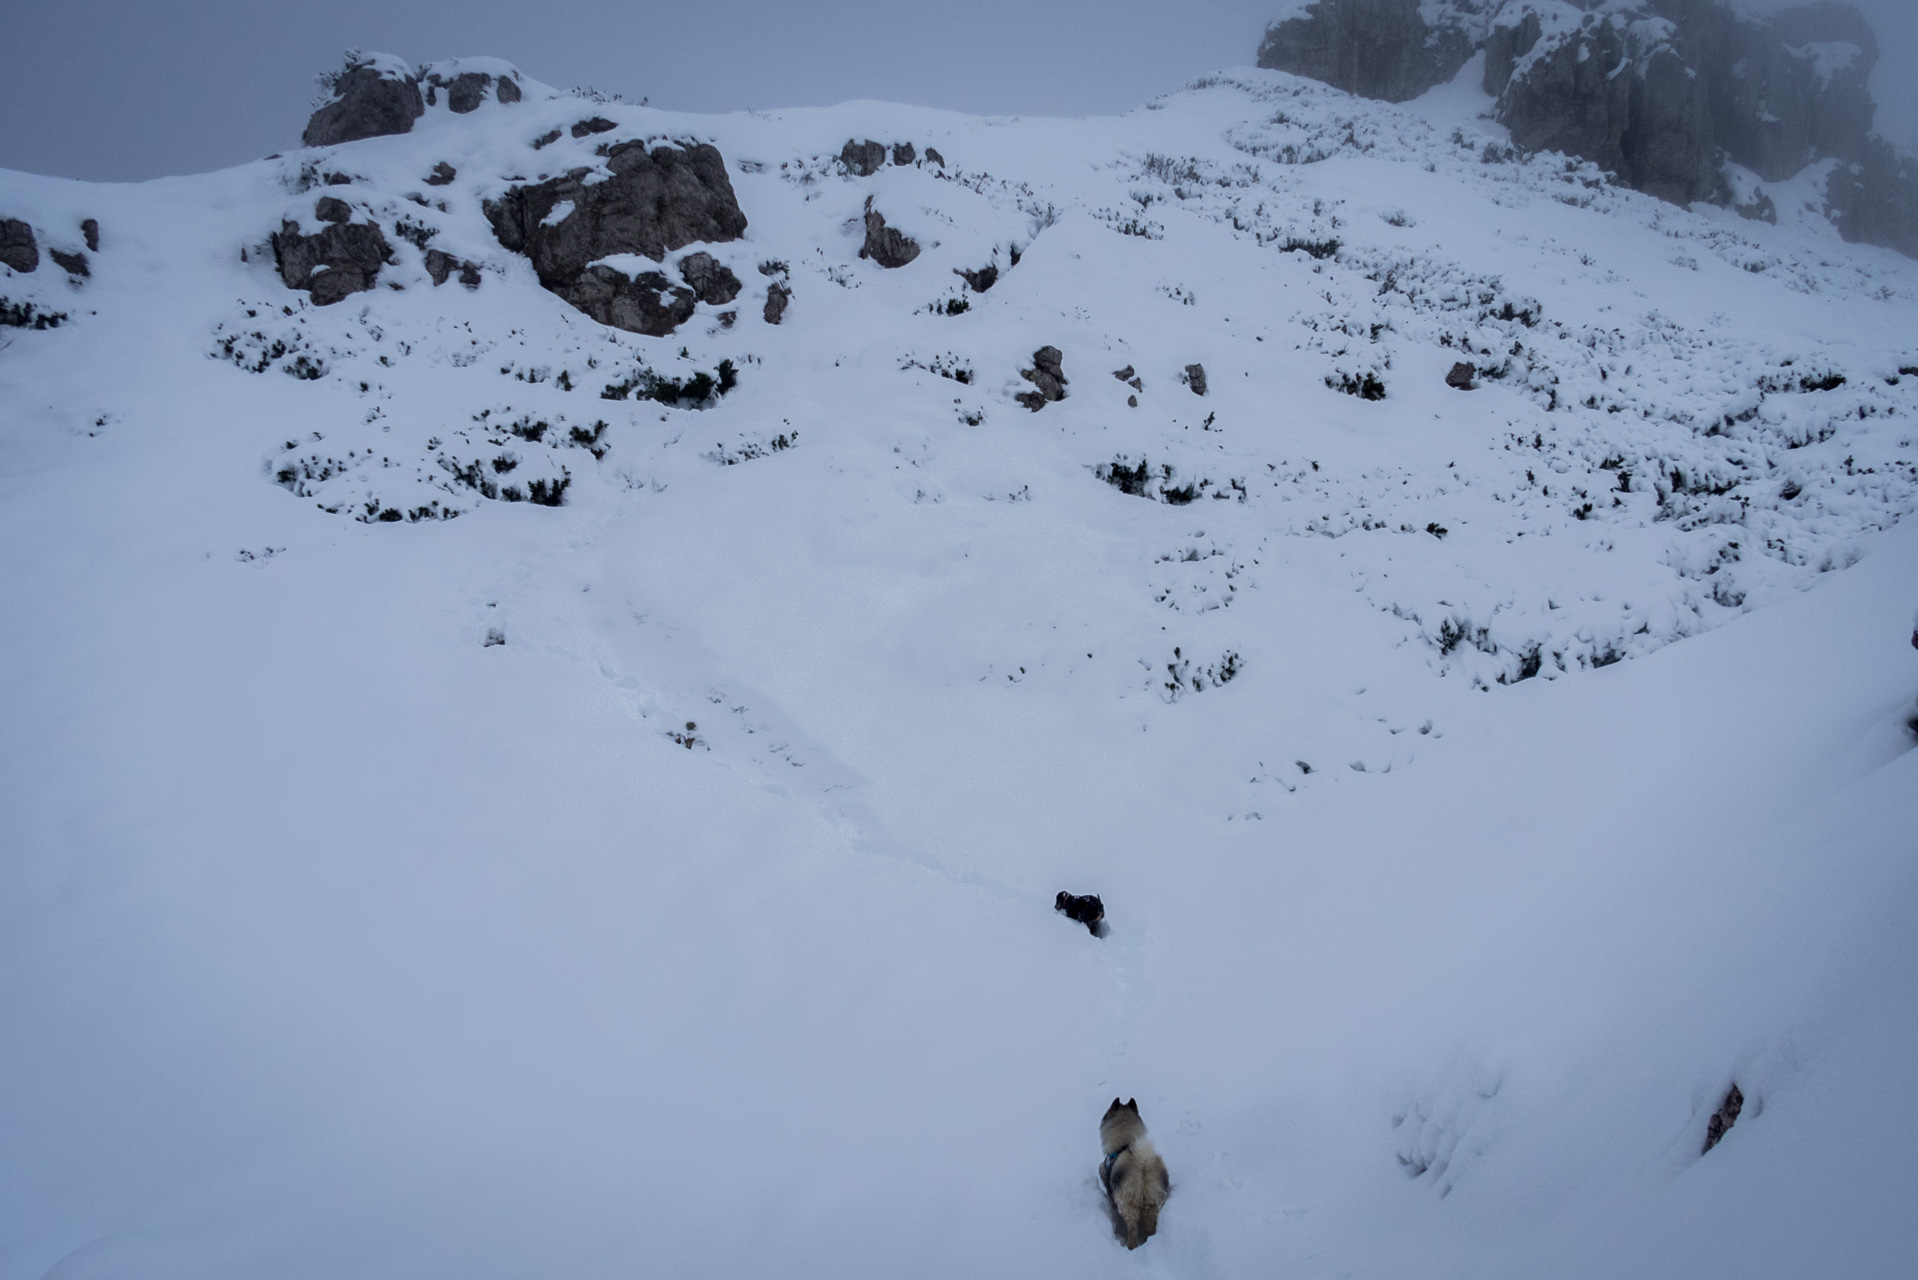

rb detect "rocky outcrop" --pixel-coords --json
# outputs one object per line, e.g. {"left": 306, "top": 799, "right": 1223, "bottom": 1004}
{"left": 858, "top": 198, "right": 920, "bottom": 268}
{"left": 483, "top": 139, "right": 748, "bottom": 336}
{"left": 956, "top": 263, "right": 998, "bottom": 292}
{"left": 49, "top": 248, "right": 88, "bottom": 277}
{"left": 302, "top": 55, "right": 425, "bottom": 148}
{"left": 0, "top": 219, "right": 37, "bottom": 273}
{"left": 1183, "top": 363, "right": 1207, "bottom": 396}
{"left": 841, "top": 139, "right": 888, "bottom": 176}
{"left": 424, "top": 249, "right": 482, "bottom": 288}
{"left": 678, "top": 251, "right": 741, "bottom": 305}
{"left": 425, "top": 162, "right": 457, "bottom": 186}
{"left": 764, "top": 280, "right": 791, "bottom": 325}
{"left": 1446, "top": 361, "right": 1478, "bottom": 390}
{"left": 1257, "top": 0, "right": 1476, "bottom": 103}
{"left": 1256, "top": 0, "right": 1918, "bottom": 256}
{"left": 80, "top": 219, "right": 99, "bottom": 252}
{"left": 1017, "top": 346, "right": 1067, "bottom": 411}
{"left": 424, "top": 68, "right": 521, "bottom": 113}
{"left": 272, "top": 200, "right": 394, "bottom": 305}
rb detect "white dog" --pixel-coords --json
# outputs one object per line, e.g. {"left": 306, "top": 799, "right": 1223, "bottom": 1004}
{"left": 1100, "top": 1098, "right": 1170, "bottom": 1249}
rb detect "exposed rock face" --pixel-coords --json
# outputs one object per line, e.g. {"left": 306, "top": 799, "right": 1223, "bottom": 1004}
{"left": 483, "top": 140, "right": 748, "bottom": 335}
{"left": 956, "top": 263, "right": 998, "bottom": 292}
{"left": 1257, "top": 0, "right": 1476, "bottom": 103}
{"left": 0, "top": 219, "right": 38, "bottom": 273}
{"left": 80, "top": 219, "right": 99, "bottom": 252}
{"left": 1257, "top": 0, "right": 1918, "bottom": 256}
{"left": 425, "top": 161, "right": 457, "bottom": 186}
{"left": 892, "top": 142, "right": 916, "bottom": 166}
{"left": 314, "top": 195, "right": 353, "bottom": 224}
{"left": 302, "top": 57, "right": 425, "bottom": 148}
{"left": 859, "top": 198, "right": 920, "bottom": 268}
{"left": 424, "top": 69, "right": 519, "bottom": 113}
{"left": 1183, "top": 363, "right": 1207, "bottom": 396}
{"left": 49, "top": 249, "right": 88, "bottom": 277}
{"left": 1017, "top": 346, "right": 1067, "bottom": 410}
{"left": 841, "top": 139, "right": 888, "bottom": 176}
{"left": 678, "top": 251, "right": 742, "bottom": 305}
{"left": 1446, "top": 361, "right": 1477, "bottom": 390}
{"left": 1702, "top": 1083, "right": 1744, "bottom": 1154}
{"left": 925, "top": 147, "right": 946, "bottom": 167}
{"left": 272, "top": 207, "right": 394, "bottom": 305}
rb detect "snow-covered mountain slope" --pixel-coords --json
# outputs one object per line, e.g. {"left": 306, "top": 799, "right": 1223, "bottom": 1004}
{"left": 2, "top": 59, "right": 1915, "bottom": 1278}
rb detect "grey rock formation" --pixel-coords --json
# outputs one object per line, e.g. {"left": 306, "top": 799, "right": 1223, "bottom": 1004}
{"left": 1257, "top": 0, "right": 1475, "bottom": 103}
{"left": 302, "top": 59, "right": 425, "bottom": 148}
{"left": 49, "top": 248, "right": 88, "bottom": 277}
{"left": 1183, "top": 363, "right": 1207, "bottom": 396}
{"left": 678, "top": 251, "right": 742, "bottom": 305}
{"left": 1017, "top": 346, "right": 1067, "bottom": 410}
{"left": 81, "top": 219, "right": 99, "bottom": 252}
{"left": 483, "top": 140, "right": 748, "bottom": 336}
{"left": 859, "top": 198, "right": 920, "bottom": 269}
{"left": 1257, "top": 0, "right": 1918, "bottom": 256}
{"left": 764, "top": 280, "right": 792, "bottom": 325}
{"left": 925, "top": 147, "right": 945, "bottom": 167}
{"left": 314, "top": 195, "right": 353, "bottom": 224}
{"left": 571, "top": 117, "right": 617, "bottom": 138}
{"left": 841, "top": 139, "right": 888, "bottom": 177}
{"left": 424, "top": 249, "right": 482, "bottom": 288}
{"left": 272, "top": 216, "right": 393, "bottom": 305}
{"left": 1446, "top": 361, "right": 1477, "bottom": 390}
{"left": 0, "top": 219, "right": 37, "bottom": 273}
{"left": 425, "top": 161, "right": 457, "bottom": 186}
{"left": 495, "top": 75, "right": 521, "bottom": 104}
{"left": 956, "top": 263, "right": 998, "bottom": 292}
{"left": 892, "top": 142, "right": 916, "bottom": 166}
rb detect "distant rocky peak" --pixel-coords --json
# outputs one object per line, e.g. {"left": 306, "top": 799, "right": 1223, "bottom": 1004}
{"left": 1257, "top": 0, "right": 1917, "bottom": 258}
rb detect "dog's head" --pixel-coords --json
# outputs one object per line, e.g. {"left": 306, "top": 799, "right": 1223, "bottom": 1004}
{"left": 1101, "top": 1097, "right": 1145, "bottom": 1150}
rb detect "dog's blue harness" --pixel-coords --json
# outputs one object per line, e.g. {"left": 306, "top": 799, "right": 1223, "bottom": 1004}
{"left": 1101, "top": 1145, "right": 1129, "bottom": 1186}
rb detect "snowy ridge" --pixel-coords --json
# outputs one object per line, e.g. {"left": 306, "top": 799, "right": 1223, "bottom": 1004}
{"left": 2, "top": 56, "right": 1917, "bottom": 1279}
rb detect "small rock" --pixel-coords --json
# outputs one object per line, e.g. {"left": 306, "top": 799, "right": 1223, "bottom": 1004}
{"left": 1113, "top": 364, "right": 1136, "bottom": 381}
{"left": 1, "top": 218, "right": 38, "bottom": 273}
{"left": 925, "top": 147, "right": 945, "bottom": 167}
{"left": 1019, "top": 345, "right": 1068, "bottom": 410}
{"left": 1446, "top": 361, "right": 1477, "bottom": 390}
{"left": 892, "top": 142, "right": 916, "bottom": 166}
{"left": 314, "top": 195, "right": 353, "bottom": 224}
{"left": 533, "top": 128, "right": 562, "bottom": 149}
{"left": 1183, "top": 363, "right": 1207, "bottom": 396}
{"left": 425, "top": 161, "right": 457, "bottom": 186}
{"left": 859, "top": 197, "right": 919, "bottom": 268}
{"left": 1128, "top": 394, "right": 1138, "bottom": 408}
{"left": 80, "top": 219, "right": 99, "bottom": 252}
{"left": 446, "top": 72, "right": 493, "bottom": 114}
{"left": 323, "top": 172, "right": 352, "bottom": 185}
{"left": 49, "top": 248, "right": 88, "bottom": 277}
{"left": 571, "top": 116, "right": 617, "bottom": 138}
{"left": 956, "top": 263, "right": 998, "bottom": 292}
{"left": 764, "top": 280, "right": 791, "bottom": 325}
{"left": 1702, "top": 1083, "right": 1744, "bottom": 1154}
{"left": 302, "top": 57, "right": 425, "bottom": 148}
{"left": 495, "top": 76, "right": 521, "bottom": 104}
{"left": 424, "top": 248, "right": 482, "bottom": 289}
{"left": 840, "top": 138, "right": 887, "bottom": 177}
{"left": 679, "top": 250, "right": 742, "bottom": 305}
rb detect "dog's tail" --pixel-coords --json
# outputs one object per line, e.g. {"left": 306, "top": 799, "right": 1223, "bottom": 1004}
{"left": 1134, "top": 1200, "right": 1161, "bottom": 1246}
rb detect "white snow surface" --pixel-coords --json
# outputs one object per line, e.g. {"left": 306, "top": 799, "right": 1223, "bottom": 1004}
{"left": 2, "top": 63, "right": 1916, "bottom": 1278}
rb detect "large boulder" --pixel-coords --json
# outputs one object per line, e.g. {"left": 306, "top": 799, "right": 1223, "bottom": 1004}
{"left": 302, "top": 55, "right": 425, "bottom": 148}
{"left": 1257, "top": 0, "right": 1476, "bottom": 103}
{"left": 858, "top": 198, "right": 919, "bottom": 268}
{"left": 0, "top": 219, "right": 37, "bottom": 273}
{"left": 1017, "top": 346, "right": 1067, "bottom": 411}
{"left": 678, "top": 251, "right": 742, "bottom": 305}
{"left": 271, "top": 200, "right": 394, "bottom": 305}
{"left": 840, "top": 139, "right": 888, "bottom": 177}
{"left": 483, "top": 139, "right": 748, "bottom": 336}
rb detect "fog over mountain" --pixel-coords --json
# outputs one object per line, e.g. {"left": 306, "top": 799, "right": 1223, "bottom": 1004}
{"left": 0, "top": 0, "right": 1912, "bottom": 182}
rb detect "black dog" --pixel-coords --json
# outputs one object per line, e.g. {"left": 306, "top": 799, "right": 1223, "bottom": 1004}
{"left": 1055, "top": 891, "right": 1106, "bottom": 937}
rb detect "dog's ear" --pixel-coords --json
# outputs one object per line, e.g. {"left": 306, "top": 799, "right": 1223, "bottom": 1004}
{"left": 1126, "top": 1098, "right": 1138, "bottom": 1111}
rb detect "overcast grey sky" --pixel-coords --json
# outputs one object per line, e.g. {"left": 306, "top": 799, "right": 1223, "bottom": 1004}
{"left": 1, "top": 0, "right": 1912, "bottom": 183}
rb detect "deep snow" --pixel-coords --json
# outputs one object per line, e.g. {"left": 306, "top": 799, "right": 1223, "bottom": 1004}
{"left": 2, "top": 57, "right": 1915, "bottom": 1278}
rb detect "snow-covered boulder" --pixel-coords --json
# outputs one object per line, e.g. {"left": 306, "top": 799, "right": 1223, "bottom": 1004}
{"left": 270, "top": 199, "right": 394, "bottom": 305}
{"left": 301, "top": 53, "right": 425, "bottom": 149}
{"left": 858, "top": 198, "right": 920, "bottom": 268}
{"left": 0, "top": 217, "right": 36, "bottom": 273}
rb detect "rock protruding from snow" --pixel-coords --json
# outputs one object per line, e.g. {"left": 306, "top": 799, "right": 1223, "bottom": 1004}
{"left": 1183, "top": 363, "right": 1207, "bottom": 396}
{"left": 1257, "top": 0, "right": 1476, "bottom": 104}
{"left": 891, "top": 142, "right": 916, "bottom": 166}
{"left": 49, "top": 248, "right": 88, "bottom": 278}
{"left": 678, "top": 251, "right": 741, "bottom": 305}
{"left": 483, "top": 140, "right": 748, "bottom": 335}
{"left": 271, "top": 207, "right": 393, "bottom": 306}
{"left": 424, "top": 249, "right": 481, "bottom": 289}
{"left": 1824, "top": 138, "right": 1918, "bottom": 258}
{"left": 763, "top": 280, "right": 791, "bottom": 325}
{"left": 841, "top": 139, "right": 888, "bottom": 177}
{"left": 1702, "top": 1083, "right": 1745, "bottom": 1154}
{"left": 80, "top": 219, "right": 99, "bottom": 252}
{"left": 955, "top": 263, "right": 998, "bottom": 292}
{"left": 302, "top": 55, "right": 426, "bottom": 149}
{"left": 858, "top": 198, "right": 919, "bottom": 269}
{"left": 0, "top": 218, "right": 37, "bottom": 273}
{"left": 1446, "top": 361, "right": 1477, "bottom": 390}
{"left": 425, "top": 162, "right": 457, "bottom": 186}
{"left": 1017, "top": 346, "right": 1067, "bottom": 410}
{"left": 425, "top": 69, "right": 518, "bottom": 113}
